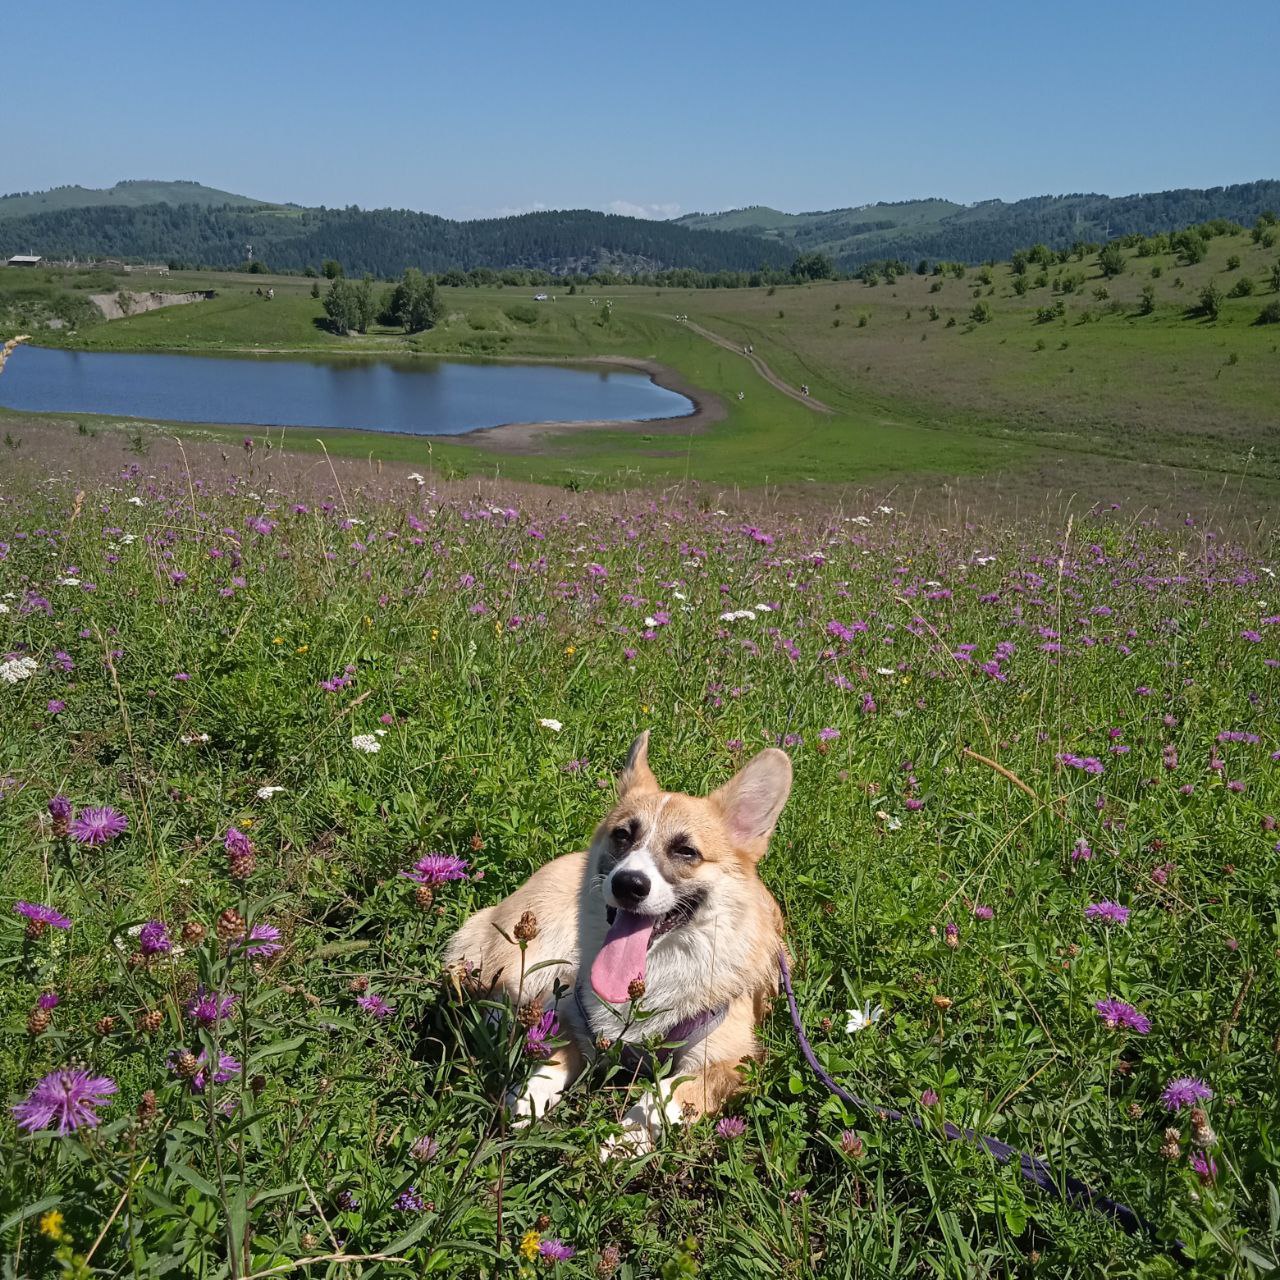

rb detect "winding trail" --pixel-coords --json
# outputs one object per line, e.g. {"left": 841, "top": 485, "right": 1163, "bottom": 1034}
{"left": 681, "top": 319, "right": 834, "bottom": 413}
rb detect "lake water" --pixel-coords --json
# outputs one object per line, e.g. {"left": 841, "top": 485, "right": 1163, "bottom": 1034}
{"left": 0, "top": 345, "right": 693, "bottom": 435}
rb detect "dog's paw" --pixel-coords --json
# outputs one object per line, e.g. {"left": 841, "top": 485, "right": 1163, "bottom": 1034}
{"left": 507, "top": 1064, "right": 566, "bottom": 1125}
{"left": 599, "top": 1085, "right": 683, "bottom": 1160}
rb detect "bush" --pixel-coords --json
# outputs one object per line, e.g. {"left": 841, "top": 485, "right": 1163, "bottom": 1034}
{"left": 1137, "top": 285, "right": 1156, "bottom": 316}
{"left": 1098, "top": 243, "right": 1126, "bottom": 277}
{"left": 1195, "top": 281, "right": 1223, "bottom": 320}
{"left": 969, "top": 301, "right": 993, "bottom": 324}
{"left": 1228, "top": 277, "right": 1255, "bottom": 298}
{"left": 1226, "top": 255, "right": 1241, "bottom": 270}
{"left": 1255, "top": 300, "right": 1280, "bottom": 325}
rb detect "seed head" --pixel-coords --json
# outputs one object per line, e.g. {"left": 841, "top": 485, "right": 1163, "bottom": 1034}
{"left": 535, "top": 1214, "right": 552, "bottom": 1232}
{"left": 136, "top": 1090, "right": 157, "bottom": 1123}
{"left": 27, "top": 1008, "right": 52, "bottom": 1036}
{"left": 138, "top": 1009, "right": 164, "bottom": 1035}
{"left": 597, "top": 1243, "right": 622, "bottom": 1277}
{"left": 301, "top": 1233, "right": 318, "bottom": 1250}
{"left": 216, "top": 908, "right": 245, "bottom": 941}
{"left": 181, "top": 920, "right": 207, "bottom": 945}
{"left": 348, "top": 976, "right": 369, "bottom": 994}
{"left": 839, "top": 1129, "right": 865, "bottom": 1158}
{"left": 932, "top": 995, "right": 953, "bottom": 1011}
{"left": 518, "top": 998, "right": 545, "bottom": 1028}
{"left": 470, "top": 832, "right": 485, "bottom": 852}
{"left": 414, "top": 884, "right": 434, "bottom": 910}
{"left": 627, "top": 977, "right": 647, "bottom": 1001}
{"left": 95, "top": 1015, "right": 117, "bottom": 1036}
{"left": 1159, "top": 1127, "right": 1182, "bottom": 1160}
{"left": 1190, "top": 1107, "right": 1217, "bottom": 1148}
{"left": 514, "top": 910, "right": 539, "bottom": 942}
{"left": 1126, "top": 1102, "right": 1143, "bottom": 1119}
{"left": 174, "top": 1050, "right": 200, "bottom": 1079}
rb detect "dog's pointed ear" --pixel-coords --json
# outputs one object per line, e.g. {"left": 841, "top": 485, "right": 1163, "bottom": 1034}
{"left": 617, "top": 730, "right": 659, "bottom": 797}
{"left": 712, "top": 748, "right": 792, "bottom": 859}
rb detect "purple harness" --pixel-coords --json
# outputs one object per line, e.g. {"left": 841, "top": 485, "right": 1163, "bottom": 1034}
{"left": 572, "top": 981, "right": 728, "bottom": 1075}
{"left": 778, "top": 951, "right": 1184, "bottom": 1258}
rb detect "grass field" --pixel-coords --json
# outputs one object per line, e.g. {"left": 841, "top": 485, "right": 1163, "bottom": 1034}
{"left": 1, "top": 226, "right": 1278, "bottom": 509}
{"left": 2, "top": 444, "right": 1278, "bottom": 1277}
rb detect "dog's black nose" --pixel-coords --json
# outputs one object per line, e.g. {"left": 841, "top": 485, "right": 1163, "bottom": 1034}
{"left": 611, "top": 868, "right": 650, "bottom": 905}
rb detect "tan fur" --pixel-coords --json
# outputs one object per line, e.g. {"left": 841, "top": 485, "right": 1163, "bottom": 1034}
{"left": 444, "top": 733, "right": 791, "bottom": 1141}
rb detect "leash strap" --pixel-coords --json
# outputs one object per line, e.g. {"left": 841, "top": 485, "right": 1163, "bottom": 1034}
{"left": 777, "top": 951, "right": 1181, "bottom": 1253}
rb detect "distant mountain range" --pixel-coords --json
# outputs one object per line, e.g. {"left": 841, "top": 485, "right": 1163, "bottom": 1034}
{"left": 675, "top": 182, "right": 1280, "bottom": 267}
{"left": 2, "top": 178, "right": 1276, "bottom": 276}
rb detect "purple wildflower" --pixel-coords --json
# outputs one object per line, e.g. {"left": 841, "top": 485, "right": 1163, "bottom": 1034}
{"left": 47, "top": 795, "right": 72, "bottom": 822}
{"left": 716, "top": 1115, "right": 747, "bottom": 1140}
{"left": 921, "top": 1088, "right": 940, "bottom": 1107}
{"left": 357, "top": 993, "right": 395, "bottom": 1020}
{"left": 37, "top": 992, "right": 60, "bottom": 1010}
{"left": 336, "top": 1190, "right": 359, "bottom": 1212}
{"left": 400, "top": 853, "right": 470, "bottom": 886}
{"left": 11, "top": 1067, "right": 117, "bottom": 1134}
{"left": 1085, "top": 901, "right": 1130, "bottom": 926}
{"left": 818, "top": 727, "right": 841, "bottom": 743}
{"left": 170, "top": 1049, "right": 241, "bottom": 1093}
{"left": 394, "top": 1187, "right": 426, "bottom": 1212}
{"left": 231, "top": 923, "right": 282, "bottom": 957}
{"left": 185, "top": 986, "right": 236, "bottom": 1027}
{"left": 1161, "top": 1077, "right": 1214, "bottom": 1111}
{"left": 1094, "top": 999, "right": 1151, "bottom": 1034}
{"left": 14, "top": 901, "right": 72, "bottom": 930}
{"left": 47, "top": 699, "right": 66, "bottom": 715}
{"left": 539, "top": 1239, "right": 576, "bottom": 1262}
{"left": 138, "top": 920, "right": 172, "bottom": 955}
{"left": 972, "top": 905, "right": 994, "bottom": 921}
{"left": 1189, "top": 1151, "right": 1217, "bottom": 1182}
{"left": 410, "top": 1134, "right": 439, "bottom": 1162}
{"left": 69, "top": 805, "right": 128, "bottom": 846}
{"left": 525, "top": 1008, "right": 559, "bottom": 1059}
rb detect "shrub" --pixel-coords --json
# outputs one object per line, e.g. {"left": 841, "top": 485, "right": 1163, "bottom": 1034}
{"left": 969, "top": 301, "right": 993, "bottom": 323}
{"left": 1228, "top": 277, "right": 1255, "bottom": 298}
{"left": 1195, "top": 281, "right": 1223, "bottom": 320}
{"left": 1098, "top": 243, "right": 1126, "bottom": 277}
{"left": 1137, "top": 285, "right": 1156, "bottom": 315}
{"left": 1255, "top": 300, "right": 1280, "bottom": 325}
{"left": 1226, "top": 255, "right": 1241, "bottom": 270}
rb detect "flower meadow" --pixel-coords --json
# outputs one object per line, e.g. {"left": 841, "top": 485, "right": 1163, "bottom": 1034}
{"left": 1, "top": 449, "right": 1279, "bottom": 1278}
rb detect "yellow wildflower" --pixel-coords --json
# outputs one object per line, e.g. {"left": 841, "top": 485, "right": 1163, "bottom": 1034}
{"left": 519, "top": 1229, "right": 541, "bottom": 1260}
{"left": 564, "top": 645, "right": 576, "bottom": 656}
{"left": 272, "top": 636, "right": 284, "bottom": 645}
{"left": 39, "top": 1209, "right": 66, "bottom": 1241}
{"left": 295, "top": 645, "right": 309, "bottom": 654}
{"left": 363, "top": 615, "right": 372, "bottom": 628}
{"left": 241, "top": 817, "right": 253, "bottom": 828}
{"left": 641, "top": 705, "right": 650, "bottom": 714}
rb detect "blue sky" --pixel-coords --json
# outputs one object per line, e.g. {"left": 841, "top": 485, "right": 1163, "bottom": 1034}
{"left": 9, "top": 0, "right": 1278, "bottom": 220}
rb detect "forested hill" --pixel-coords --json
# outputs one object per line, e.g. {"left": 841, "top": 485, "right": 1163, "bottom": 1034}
{"left": 0, "top": 203, "right": 795, "bottom": 276}
{"left": 676, "top": 181, "right": 1280, "bottom": 269}
{"left": 0, "top": 180, "right": 269, "bottom": 220}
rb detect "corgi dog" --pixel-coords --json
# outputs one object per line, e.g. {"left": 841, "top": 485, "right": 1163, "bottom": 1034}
{"left": 444, "top": 731, "right": 792, "bottom": 1152}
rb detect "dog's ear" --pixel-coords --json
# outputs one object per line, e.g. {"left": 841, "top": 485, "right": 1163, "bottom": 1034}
{"left": 711, "top": 748, "right": 792, "bottom": 859}
{"left": 617, "top": 730, "right": 659, "bottom": 797}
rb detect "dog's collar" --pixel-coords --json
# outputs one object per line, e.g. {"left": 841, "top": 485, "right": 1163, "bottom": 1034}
{"left": 573, "top": 981, "right": 728, "bottom": 1076}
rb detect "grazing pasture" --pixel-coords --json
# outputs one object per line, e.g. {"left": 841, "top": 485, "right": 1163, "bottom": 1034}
{"left": 1, "top": 433, "right": 1278, "bottom": 1276}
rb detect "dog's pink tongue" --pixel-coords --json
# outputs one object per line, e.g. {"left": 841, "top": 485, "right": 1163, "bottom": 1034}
{"left": 590, "top": 910, "right": 654, "bottom": 1003}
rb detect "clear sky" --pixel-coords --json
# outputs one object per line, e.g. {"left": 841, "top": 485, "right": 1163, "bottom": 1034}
{"left": 8, "top": 0, "right": 1278, "bottom": 221}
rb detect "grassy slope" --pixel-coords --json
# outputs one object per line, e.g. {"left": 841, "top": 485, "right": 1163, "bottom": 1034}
{"left": 2, "top": 229, "right": 1278, "bottom": 500}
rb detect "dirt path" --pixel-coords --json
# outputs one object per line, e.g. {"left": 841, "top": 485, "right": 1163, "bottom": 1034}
{"left": 680, "top": 320, "right": 833, "bottom": 413}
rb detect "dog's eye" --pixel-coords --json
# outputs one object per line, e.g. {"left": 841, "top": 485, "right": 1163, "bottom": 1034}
{"left": 611, "top": 824, "right": 633, "bottom": 846}
{"left": 671, "top": 843, "right": 701, "bottom": 863}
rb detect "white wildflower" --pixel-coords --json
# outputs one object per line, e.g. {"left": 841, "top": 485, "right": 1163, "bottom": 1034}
{"left": 256, "top": 785, "right": 286, "bottom": 799}
{"left": 0, "top": 656, "right": 40, "bottom": 684}
{"left": 179, "top": 732, "right": 211, "bottom": 745}
{"left": 848, "top": 515, "right": 872, "bottom": 527}
{"left": 875, "top": 505, "right": 894, "bottom": 515}
{"left": 127, "top": 496, "right": 143, "bottom": 505}
{"left": 407, "top": 472, "right": 425, "bottom": 485}
{"left": 718, "top": 609, "right": 756, "bottom": 623}
{"left": 846, "top": 1002, "right": 884, "bottom": 1034}
{"left": 56, "top": 577, "right": 80, "bottom": 587}
{"left": 875, "top": 810, "right": 902, "bottom": 831}
{"left": 974, "top": 554, "right": 997, "bottom": 566}
{"left": 539, "top": 718, "right": 563, "bottom": 733}
{"left": 754, "top": 603, "right": 773, "bottom": 613}
{"left": 876, "top": 667, "right": 896, "bottom": 676}
{"left": 0, "top": 602, "right": 9, "bottom": 615}
{"left": 644, "top": 616, "right": 660, "bottom": 628}
{"left": 351, "top": 734, "right": 381, "bottom": 754}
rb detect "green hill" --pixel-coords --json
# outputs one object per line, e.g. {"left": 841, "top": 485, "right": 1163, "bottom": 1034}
{"left": 676, "top": 183, "right": 1280, "bottom": 268}
{"left": 0, "top": 180, "right": 270, "bottom": 220}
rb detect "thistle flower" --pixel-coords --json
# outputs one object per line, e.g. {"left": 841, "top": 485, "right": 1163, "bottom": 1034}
{"left": 170, "top": 1049, "right": 240, "bottom": 1093}
{"left": 1094, "top": 999, "right": 1151, "bottom": 1034}
{"left": 539, "top": 1239, "right": 576, "bottom": 1261}
{"left": 410, "top": 1134, "right": 439, "bottom": 1163}
{"left": 185, "top": 985, "right": 236, "bottom": 1027}
{"left": 1084, "top": 901, "right": 1130, "bottom": 926}
{"left": 138, "top": 920, "right": 172, "bottom": 956}
{"left": 357, "top": 993, "right": 395, "bottom": 1019}
{"left": 47, "top": 794, "right": 72, "bottom": 837}
{"left": 525, "top": 1008, "right": 559, "bottom": 1059}
{"left": 715, "top": 1115, "right": 746, "bottom": 1140}
{"left": 225, "top": 827, "right": 256, "bottom": 879}
{"left": 1161, "top": 1076, "right": 1214, "bottom": 1111}
{"left": 69, "top": 805, "right": 128, "bottom": 845}
{"left": 231, "top": 923, "right": 282, "bottom": 957}
{"left": 14, "top": 901, "right": 72, "bottom": 938}
{"left": 1189, "top": 1151, "right": 1217, "bottom": 1183}
{"left": 12, "top": 1067, "right": 118, "bottom": 1134}
{"left": 400, "top": 853, "right": 470, "bottom": 886}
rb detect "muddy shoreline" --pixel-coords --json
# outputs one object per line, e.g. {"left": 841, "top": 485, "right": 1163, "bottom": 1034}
{"left": 442, "top": 355, "right": 725, "bottom": 454}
